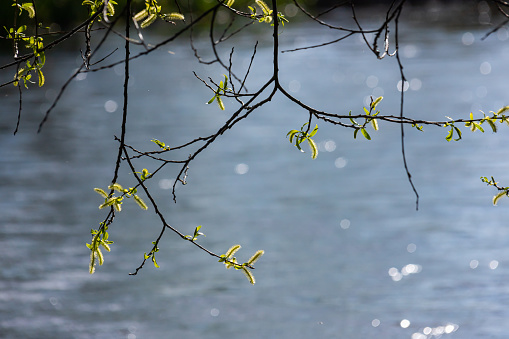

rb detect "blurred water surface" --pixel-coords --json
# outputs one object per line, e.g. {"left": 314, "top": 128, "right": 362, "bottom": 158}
{"left": 2, "top": 10, "right": 509, "bottom": 339}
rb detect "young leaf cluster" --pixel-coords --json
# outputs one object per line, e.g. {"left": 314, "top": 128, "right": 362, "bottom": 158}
{"left": 444, "top": 106, "right": 509, "bottom": 142}
{"left": 95, "top": 182, "right": 149, "bottom": 212}
{"left": 207, "top": 74, "right": 230, "bottom": 111}
{"left": 287, "top": 122, "right": 319, "bottom": 159}
{"left": 89, "top": 178, "right": 151, "bottom": 273}
{"left": 86, "top": 224, "right": 114, "bottom": 274}
{"left": 133, "top": 0, "right": 184, "bottom": 29}
{"left": 82, "top": 0, "right": 117, "bottom": 19}
{"left": 143, "top": 241, "right": 161, "bottom": 268}
{"left": 350, "top": 96, "right": 382, "bottom": 140}
{"left": 13, "top": 2, "right": 35, "bottom": 18}
{"left": 6, "top": 2, "right": 46, "bottom": 88}
{"left": 481, "top": 176, "right": 509, "bottom": 206}
{"left": 248, "top": 0, "right": 288, "bottom": 26}
{"left": 185, "top": 225, "right": 205, "bottom": 241}
{"left": 218, "top": 245, "right": 264, "bottom": 284}
{"left": 151, "top": 139, "right": 171, "bottom": 150}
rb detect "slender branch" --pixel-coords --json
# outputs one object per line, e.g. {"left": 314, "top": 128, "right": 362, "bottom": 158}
{"left": 112, "top": 0, "right": 131, "bottom": 185}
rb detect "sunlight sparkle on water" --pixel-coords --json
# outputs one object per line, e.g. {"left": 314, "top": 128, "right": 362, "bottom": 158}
{"left": 289, "top": 80, "right": 301, "bottom": 93}
{"left": 497, "top": 27, "right": 509, "bottom": 40}
{"left": 407, "top": 243, "right": 417, "bottom": 253}
{"left": 412, "top": 323, "right": 459, "bottom": 338}
{"left": 159, "top": 178, "right": 174, "bottom": 190}
{"left": 340, "top": 219, "right": 350, "bottom": 229}
{"left": 480, "top": 61, "right": 492, "bottom": 75}
{"left": 104, "top": 100, "right": 118, "bottom": 113}
{"left": 389, "top": 264, "right": 421, "bottom": 281}
{"left": 397, "top": 80, "right": 410, "bottom": 92}
{"left": 400, "top": 319, "right": 410, "bottom": 328}
{"left": 234, "top": 163, "right": 249, "bottom": 175}
{"left": 402, "top": 44, "right": 419, "bottom": 58}
{"left": 462, "top": 32, "right": 475, "bottom": 45}
{"left": 318, "top": 140, "right": 336, "bottom": 152}
{"left": 410, "top": 78, "right": 422, "bottom": 91}
{"left": 372, "top": 87, "right": 384, "bottom": 98}
{"left": 334, "top": 157, "right": 347, "bottom": 169}
{"left": 366, "top": 75, "right": 379, "bottom": 88}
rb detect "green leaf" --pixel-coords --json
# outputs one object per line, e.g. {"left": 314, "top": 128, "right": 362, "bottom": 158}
{"left": 133, "top": 9, "right": 148, "bottom": 22}
{"left": 108, "top": 183, "right": 124, "bottom": 192}
{"left": 473, "top": 123, "right": 484, "bottom": 133}
{"left": 286, "top": 129, "right": 298, "bottom": 137}
{"left": 453, "top": 126, "right": 462, "bottom": 141}
{"left": 241, "top": 266, "right": 256, "bottom": 284}
{"left": 94, "top": 188, "right": 108, "bottom": 198}
{"left": 370, "top": 118, "right": 379, "bottom": 131}
{"left": 495, "top": 105, "right": 509, "bottom": 115}
{"left": 361, "top": 128, "right": 371, "bottom": 140}
{"left": 133, "top": 195, "right": 148, "bottom": 210}
{"left": 99, "top": 197, "right": 116, "bottom": 209}
{"left": 21, "top": 3, "right": 35, "bottom": 18}
{"left": 309, "top": 124, "right": 319, "bottom": 137}
{"left": 162, "top": 13, "right": 185, "bottom": 21}
{"left": 216, "top": 96, "right": 225, "bottom": 111}
{"left": 307, "top": 138, "right": 318, "bottom": 159}
{"left": 96, "top": 247, "right": 104, "bottom": 265}
{"left": 247, "top": 250, "right": 264, "bottom": 265}
{"left": 445, "top": 127, "right": 453, "bottom": 142}
{"left": 152, "top": 255, "right": 160, "bottom": 268}
{"left": 486, "top": 119, "right": 498, "bottom": 133}
{"left": 295, "top": 140, "right": 303, "bottom": 151}
{"left": 113, "top": 200, "right": 122, "bottom": 212}
{"left": 223, "top": 74, "right": 228, "bottom": 89}
{"left": 100, "top": 241, "right": 111, "bottom": 252}
{"left": 36, "top": 68, "right": 44, "bottom": 87}
{"left": 206, "top": 95, "right": 216, "bottom": 105}
{"left": 353, "top": 128, "right": 359, "bottom": 139}
{"left": 141, "top": 13, "right": 157, "bottom": 28}
{"left": 225, "top": 244, "right": 241, "bottom": 259}
{"left": 287, "top": 130, "right": 299, "bottom": 144}
{"left": 89, "top": 251, "right": 96, "bottom": 274}
{"left": 493, "top": 190, "right": 508, "bottom": 206}
{"left": 371, "top": 96, "right": 383, "bottom": 109}
{"left": 348, "top": 111, "right": 358, "bottom": 126}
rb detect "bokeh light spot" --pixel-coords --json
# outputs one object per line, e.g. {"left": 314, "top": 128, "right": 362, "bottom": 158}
{"left": 235, "top": 163, "right": 249, "bottom": 175}
{"left": 105, "top": 100, "right": 118, "bottom": 113}
{"left": 462, "top": 32, "right": 475, "bottom": 45}
{"left": 340, "top": 219, "right": 350, "bottom": 229}
{"left": 334, "top": 157, "right": 347, "bottom": 169}
{"left": 159, "top": 178, "right": 173, "bottom": 190}
{"left": 407, "top": 243, "right": 417, "bottom": 253}
{"left": 480, "top": 61, "right": 492, "bottom": 75}
{"left": 400, "top": 319, "right": 411, "bottom": 328}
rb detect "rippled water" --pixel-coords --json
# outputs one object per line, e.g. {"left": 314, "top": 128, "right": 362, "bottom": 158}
{"left": 2, "top": 10, "right": 509, "bottom": 339}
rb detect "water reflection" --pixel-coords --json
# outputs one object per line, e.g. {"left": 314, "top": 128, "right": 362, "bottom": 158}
{"left": 412, "top": 323, "right": 459, "bottom": 339}
{"left": 3, "top": 6, "right": 509, "bottom": 339}
{"left": 388, "top": 264, "right": 422, "bottom": 282}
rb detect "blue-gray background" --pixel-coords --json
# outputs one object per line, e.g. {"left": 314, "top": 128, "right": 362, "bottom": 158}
{"left": 2, "top": 4, "right": 509, "bottom": 338}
